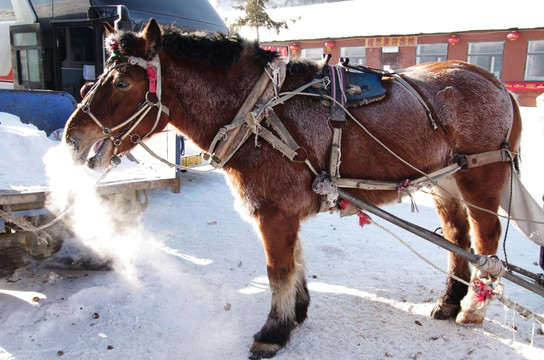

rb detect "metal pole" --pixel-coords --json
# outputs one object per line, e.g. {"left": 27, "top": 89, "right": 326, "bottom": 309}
{"left": 337, "top": 189, "right": 544, "bottom": 298}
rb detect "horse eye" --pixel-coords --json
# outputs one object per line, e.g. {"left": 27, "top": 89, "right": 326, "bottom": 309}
{"left": 117, "top": 81, "right": 130, "bottom": 89}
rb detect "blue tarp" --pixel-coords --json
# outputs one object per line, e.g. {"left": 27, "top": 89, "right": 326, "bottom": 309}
{"left": 0, "top": 89, "right": 76, "bottom": 135}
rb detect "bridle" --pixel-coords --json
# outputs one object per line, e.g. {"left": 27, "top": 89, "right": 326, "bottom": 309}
{"left": 77, "top": 54, "right": 170, "bottom": 164}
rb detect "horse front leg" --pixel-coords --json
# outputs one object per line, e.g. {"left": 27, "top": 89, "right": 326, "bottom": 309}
{"left": 430, "top": 180, "right": 472, "bottom": 320}
{"left": 250, "top": 212, "right": 310, "bottom": 359}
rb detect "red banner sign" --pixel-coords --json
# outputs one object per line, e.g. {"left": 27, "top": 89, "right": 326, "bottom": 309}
{"left": 504, "top": 82, "right": 544, "bottom": 91}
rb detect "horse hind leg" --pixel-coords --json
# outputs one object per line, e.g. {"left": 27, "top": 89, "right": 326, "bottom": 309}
{"left": 430, "top": 177, "right": 472, "bottom": 320}
{"left": 453, "top": 166, "right": 506, "bottom": 324}
{"left": 250, "top": 213, "right": 310, "bottom": 359}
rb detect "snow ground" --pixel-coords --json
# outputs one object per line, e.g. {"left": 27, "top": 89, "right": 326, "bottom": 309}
{"left": 0, "top": 107, "right": 543, "bottom": 359}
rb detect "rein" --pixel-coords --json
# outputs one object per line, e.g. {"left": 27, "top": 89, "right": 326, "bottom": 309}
{"left": 78, "top": 55, "right": 170, "bottom": 164}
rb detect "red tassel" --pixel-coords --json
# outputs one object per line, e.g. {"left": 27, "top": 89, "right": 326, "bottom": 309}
{"left": 357, "top": 211, "right": 371, "bottom": 228}
{"left": 473, "top": 280, "right": 495, "bottom": 302}
{"left": 147, "top": 65, "right": 157, "bottom": 93}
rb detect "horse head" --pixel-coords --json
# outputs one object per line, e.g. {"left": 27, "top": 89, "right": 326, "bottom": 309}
{"left": 64, "top": 19, "right": 169, "bottom": 169}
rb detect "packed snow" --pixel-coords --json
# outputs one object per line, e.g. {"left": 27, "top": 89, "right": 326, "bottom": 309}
{"left": 0, "top": 105, "right": 544, "bottom": 359}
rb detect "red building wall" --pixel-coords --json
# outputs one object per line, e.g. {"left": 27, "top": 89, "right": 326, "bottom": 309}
{"left": 266, "top": 28, "right": 544, "bottom": 106}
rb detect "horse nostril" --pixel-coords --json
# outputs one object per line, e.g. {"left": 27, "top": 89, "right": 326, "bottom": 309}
{"left": 66, "top": 137, "right": 78, "bottom": 151}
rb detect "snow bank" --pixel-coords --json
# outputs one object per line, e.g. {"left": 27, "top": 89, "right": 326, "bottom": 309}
{"left": 0, "top": 112, "right": 56, "bottom": 190}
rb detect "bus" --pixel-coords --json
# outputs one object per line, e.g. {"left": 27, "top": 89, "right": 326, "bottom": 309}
{"left": 0, "top": 0, "right": 227, "bottom": 99}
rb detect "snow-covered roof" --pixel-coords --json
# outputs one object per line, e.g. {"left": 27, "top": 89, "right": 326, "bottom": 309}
{"left": 229, "top": 0, "right": 544, "bottom": 42}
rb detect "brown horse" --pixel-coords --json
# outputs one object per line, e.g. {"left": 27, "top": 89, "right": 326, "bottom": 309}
{"left": 63, "top": 19, "right": 521, "bottom": 358}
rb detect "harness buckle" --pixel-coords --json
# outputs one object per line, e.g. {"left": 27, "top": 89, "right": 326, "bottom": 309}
{"left": 322, "top": 76, "right": 331, "bottom": 90}
{"left": 79, "top": 104, "right": 91, "bottom": 114}
{"left": 129, "top": 133, "right": 141, "bottom": 144}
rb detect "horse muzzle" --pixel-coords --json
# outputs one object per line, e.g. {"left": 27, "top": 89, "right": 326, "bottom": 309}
{"left": 64, "top": 132, "right": 113, "bottom": 170}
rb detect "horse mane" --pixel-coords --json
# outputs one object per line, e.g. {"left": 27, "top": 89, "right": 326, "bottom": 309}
{"left": 286, "top": 58, "right": 321, "bottom": 76}
{"left": 105, "top": 23, "right": 324, "bottom": 76}
{"left": 105, "top": 25, "right": 278, "bottom": 68}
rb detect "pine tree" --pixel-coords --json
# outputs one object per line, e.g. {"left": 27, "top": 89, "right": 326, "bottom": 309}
{"left": 232, "top": 0, "right": 288, "bottom": 41}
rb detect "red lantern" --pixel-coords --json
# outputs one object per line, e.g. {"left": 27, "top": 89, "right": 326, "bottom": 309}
{"left": 507, "top": 31, "right": 520, "bottom": 41}
{"left": 279, "top": 47, "right": 288, "bottom": 58}
{"left": 448, "top": 35, "right": 459, "bottom": 45}
{"left": 324, "top": 41, "right": 334, "bottom": 51}
{"left": 289, "top": 44, "right": 299, "bottom": 55}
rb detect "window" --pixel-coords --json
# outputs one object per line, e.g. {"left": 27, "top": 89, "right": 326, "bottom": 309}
{"left": 467, "top": 41, "right": 504, "bottom": 78}
{"left": 18, "top": 49, "right": 40, "bottom": 82}
{"left": 416, "top": 43, "right": 448, "bottom": 64}
{"left": 340, "top": 46, "right": 366, "bottom": 65}
{"left": 525, "top": 40, "right": 544, "bottom": 81}
{"left": 301, "top": 47, "right": 323, "bottom": 60}
{"left": 64, "top": 27, "right": 95, "bottom": 65}
{"left": 381, "top": 46, "right": 399, "bottom": 71}
{"left": 11, "top": 26, "right": 43, "bottom": 86}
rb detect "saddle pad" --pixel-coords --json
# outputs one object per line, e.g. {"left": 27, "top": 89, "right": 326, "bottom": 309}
{"left": 308, "top": 66, "right": 386, "bottom": 107}
{"left": 345, "top": 71, "right": 386, "bottom": 106}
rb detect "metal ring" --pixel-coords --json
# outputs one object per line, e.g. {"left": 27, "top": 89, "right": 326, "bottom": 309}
{"left": 145, "top": 92, "right": 158, "bottom": 106}
{"left": 113, "top": 138, "right": 122, "bottom": 147}
{"left": 102, "top": 128, "right": 111, "bottom": 136}
{"left": 129, "top": 133, "right": 141, "bottom": 144}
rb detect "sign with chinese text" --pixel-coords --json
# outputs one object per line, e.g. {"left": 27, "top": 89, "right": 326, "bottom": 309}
{"left": 365, "top": 36, "right": 418, "bottom": 48}
{"left": 504, "top": 82, "right": 544, "bottom": 91}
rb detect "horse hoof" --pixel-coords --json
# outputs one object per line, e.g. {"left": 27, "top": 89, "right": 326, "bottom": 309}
{"left": 430, "top": 302, "right": 460, "bottom": 320}
{"left": 455, "top": 310, "right": 485, "bottom": 324}
{"left": 249, "top": 341, "right": 282, "bottom": 359}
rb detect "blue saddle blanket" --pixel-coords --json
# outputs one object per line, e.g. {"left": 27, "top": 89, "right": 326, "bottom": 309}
{"left": 308, "top": 65, "right": 386, "bottom": 107}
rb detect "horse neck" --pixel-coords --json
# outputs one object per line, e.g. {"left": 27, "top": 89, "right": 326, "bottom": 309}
{"left": 160, "top": 53, "right": 265, "bottom": 151}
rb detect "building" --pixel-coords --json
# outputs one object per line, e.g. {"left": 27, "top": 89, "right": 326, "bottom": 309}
{"left": 254, "top": 0, "right": 544, "bottom": 106}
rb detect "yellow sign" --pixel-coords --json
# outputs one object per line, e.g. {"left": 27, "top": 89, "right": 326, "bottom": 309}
{"left": 365, "top": 36, "right": 418, "bottom": 48}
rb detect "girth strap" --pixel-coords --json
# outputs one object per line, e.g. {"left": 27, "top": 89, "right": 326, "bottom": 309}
{"left": 462, "top": 148, "right": 512, "bottom": 169}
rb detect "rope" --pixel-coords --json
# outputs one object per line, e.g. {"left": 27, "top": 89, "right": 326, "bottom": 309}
{"left": 0, "top": 208, "right": 53, "bottom": 244}
{"left": 502, "top": 159, "right": 515, "bottom": 269}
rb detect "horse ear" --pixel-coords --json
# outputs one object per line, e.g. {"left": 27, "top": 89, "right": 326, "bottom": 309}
{"left": 141, "top": 18, "right": 161, "bottom": 56}
{"left": 104, "top": 22, "right": 116, "bottom": 36}
{"left": 80, "top": 81, "right": 94, "bottom": 99}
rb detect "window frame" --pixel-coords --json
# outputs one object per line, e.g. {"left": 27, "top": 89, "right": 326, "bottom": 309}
{"left": 467, "top": 41, "right": 505, "bottom": 78}
{"left": 524, "top": 39, "right": 544, "bottom": 81}
{"left": 301, "top": 47, "right": 324, "bottom": 61}
{"left": 416, "top": 43, "right": 448, "bottom": 64}
{"left": 340, "top": 46, "right": 366, "bottom": 65}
